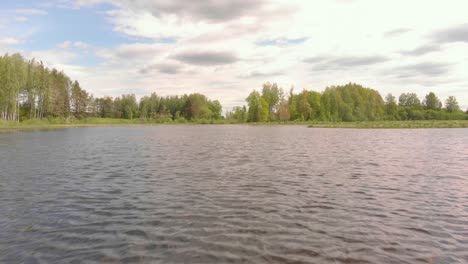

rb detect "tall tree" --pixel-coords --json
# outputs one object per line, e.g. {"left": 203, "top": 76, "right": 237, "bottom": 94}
{"left": 384, "top": 93, "right": 398, "bottom": 120}
{"left": 399, "top": 93, "right": 421, "bottom": 108}
{"left": 423, "top": 92, "right": 442, "bottom": 110}
{"left": 208, "top": 100, "right": 223, "bottom": 120}
{"left": 184, "top": 93, "right": 212, "bottom": 120}
{"left": 261, "top": 82, "right": 282, "bottom": 121}
{"left": 226, "top": 106, "right": 247, "bottom": 123}
{"left": 246, "top": 90, "right": 268, "bottom": 122}
{"left": 445, "top": 96, "right": 460, "bottom": 112}
{"left": 297, "top": 90, "right": 312, "bottom": 120}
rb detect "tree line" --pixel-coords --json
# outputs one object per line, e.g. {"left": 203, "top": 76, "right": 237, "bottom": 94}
{"left": 225, "top": 82, "right": 467, "bottom": 122}
{"left": 1, "top": 53, "right": 466, "bottom": 123}
{"left": 0, "top": 53, "right": 222, "bottom": 122}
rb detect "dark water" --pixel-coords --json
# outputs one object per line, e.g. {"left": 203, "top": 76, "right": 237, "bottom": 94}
{"left": 1, "top": 126, "right": 467, "bottom": 263}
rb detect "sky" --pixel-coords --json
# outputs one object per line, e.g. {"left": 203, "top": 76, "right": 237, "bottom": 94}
{"left": 1, "top": 0, "right": 468, "bottom": 110}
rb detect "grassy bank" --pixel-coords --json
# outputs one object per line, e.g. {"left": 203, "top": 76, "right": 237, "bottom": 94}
{"left": 307, "top": 120, "right": 468, "bottom": 128}
{"left": 2, "top": 118, "right": 468, "bottom": 131}
{"left": 0, "top": 117, "right": 229, "bottom": 130}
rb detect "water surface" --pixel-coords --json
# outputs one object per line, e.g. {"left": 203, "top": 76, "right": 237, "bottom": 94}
{"left": 1, "top": 126, "right": 467, "bottom": 263}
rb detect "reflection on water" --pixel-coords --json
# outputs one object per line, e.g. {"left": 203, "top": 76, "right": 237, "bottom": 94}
{"left": 1, "top": 126, "right": 467, "bottom": 263}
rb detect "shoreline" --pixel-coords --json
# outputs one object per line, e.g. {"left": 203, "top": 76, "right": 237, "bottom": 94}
{"left": 2, "top": 119, "right": 468, "bottom": 132}
{"left": 307, "top": 120, "right": 468, "bottom": 129}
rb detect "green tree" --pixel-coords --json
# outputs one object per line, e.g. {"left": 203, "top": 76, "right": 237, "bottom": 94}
{"left": 226, "top": 106, "right": 247, "bottom": 123}
{"left": 95, "top": 96, "right": 114, "bottom": 118}
{"left": 24, "top": 59, "right": 38, "bottom": 119}
{"left": 423, "top": 92, "right": 442, "bottom": 110}
{"left": 319, "top": 83, "right": 384, "bottom": 121}
{"left": 71, "top": 81, "right": 90, "bottom": 118}
{"left": 261, "top": 82, "right": 282, "bottom": 121}
{"left": 399, "top": 93, "right": 421, "bottom": 108}
{"left": 120, "top": 94, "right": 138, "bottom": 119}
{"left": 384, "top": 93, "right": 398, "bottom": 120}
{"left": 208, "top": 100, "right": 222, "bottom": 120}
{"left": 445, "top": 96, "right": 460, "bottom": 112}
{"left": 184, "top": 93, "right": 212, "bottom": 120}
{"left": 246, "top": 90, "right": 268, "bottom": 122}
{"left": 278, "top": 102, "right": 290, "bottom": 122}
{"left": 297, "top": 90, "right": 312, "bottom": 120}
{"left": 288, "top": 87, "right": 299, "bottom": 120}
{"left": 307, "top": 90, "right": 321, "bottom": 120}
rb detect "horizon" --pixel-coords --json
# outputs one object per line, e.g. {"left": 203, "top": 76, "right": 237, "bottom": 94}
{"left": 1, "top": 0, "right": 468, "bottom": 110}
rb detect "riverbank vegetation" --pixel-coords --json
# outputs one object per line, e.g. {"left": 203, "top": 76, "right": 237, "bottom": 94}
{"left": 226, "top": 83, "right": 467, "bottom": 123}
{"left": 1, "top": 53, "right": 467, "bottom": 128}
{"left": 0, "top": 53, "right": 223, "bottom": 123}
{"left": 307, "top": 120, "right": 468, "bottom": 129}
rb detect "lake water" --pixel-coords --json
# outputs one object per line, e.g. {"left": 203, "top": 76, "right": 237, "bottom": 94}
{"left": 1, "top": 126, "right": 467, "bottom": 263}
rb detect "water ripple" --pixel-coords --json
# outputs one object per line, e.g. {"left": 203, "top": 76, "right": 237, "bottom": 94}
{"left": 1, "top": 126, "right": 467, "bottom": 263}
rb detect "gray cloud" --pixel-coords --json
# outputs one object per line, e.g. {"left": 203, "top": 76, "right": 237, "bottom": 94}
{"left": 302, "top": 56, "right": 328, "bottom": 64}
{"left": 116, "top": 43, "right": 161, "bottom": 59}
{"left": 330, "top": 56, "right": 389, "bottom": 66}
{"left": 387, "top": 62, "right": 451, "bottom": 78}
{"left": 432, "top": 23, "right": 468, "bottom": 43}
{"left": 400, "top": 44, "right": 441, "bottom": 56}
{"left": 140, "top": 62, "right": 182, "bottom": 74}
{"left": 239, "top": 70, "right": 285, "bottom": 79}
{"left": 120, "top": 0, "right": 269, "bottom": 22}
{"left": 304, "top": 55, "right": 389, "bottom": 70}
{"left": 157, "top": 64, "right": 180, "bottom": 74}
{"left": 102, "top": 0, "right": 297, "bottom": 43}
{"left": 173, "top": 51, "right": 238, "bottom": 66}
{"left": 384, "top": 28, "right": 411, "bottom": 38}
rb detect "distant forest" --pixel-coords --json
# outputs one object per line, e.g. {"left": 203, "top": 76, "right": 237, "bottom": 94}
{"left": 1, "top": 53, "right": 467, "bottom": 123}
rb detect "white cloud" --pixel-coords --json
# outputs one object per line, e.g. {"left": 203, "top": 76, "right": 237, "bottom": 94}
{"left": 0, "top": 37, "right": 24, "bottom": 46}
{"left": 31, "top": 49, "right": 77, "bottom": 65}
{"left": 56, "top": 41, "right": 91, "bottom": 50}
{"left": 115, "top": 43, "right": 163, "bottom": 59}
{"left": 73, "top": 41, "right": 89, "bottom": 49}
{"left": 57, "top": 41, "right": 72, "bottom": 49}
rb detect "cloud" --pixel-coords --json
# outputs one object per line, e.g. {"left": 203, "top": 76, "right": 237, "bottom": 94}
{"left": 239, "top": 70, "right": 285, "bottom": 79}
{"left": 384, "top": 28, "right": 411, "bottom": 38}
{"left": 388, "top": 62, "right": 451, "bottom": 78}
{"left": 0, "top": 37, "right": 24, "bottom": 46}
{"left": 173, "top": 51, "right": 239, "bottom": 66}
{"left": 14, "top": 9, "right": 48, "bottom": 15}
{"left": 73, "top": 42, "right": 90, "bottom": 49}
{"left": 29, "top": 49, "right": 78, "bottom": 66}
{"left": 102, "top": 0, "right": 296, "bottom": 41}
{"left": 115, "top": 43, "right": 163, "bottom": 59}
{"left": 257, "top": 37, "right": 308, "bottom": 47}
{"left": 302, "top": 56, "right": 329, "bottom": 64}
{"left": 140, "top": 62, "right": 182, "bottom": 74}
{"left": 432, "top": 23, "right": 468, "bottom": 43}
{"left": 5, "top": 0, "right": 468, "bottom": 110}
{"left": 57, "top": 41, "right": 91, "bottom": 50}
{"left": 117, "top": 0, "right": 269, "bottom": 22}
{"left": 304, "top": 55, "right": 389, "bottom": 70}
{"left": 330, "top": 56, "right": 389, "bottom": 66}
{"left": 57, "top": 41, "right": 72, "bottom": 49}
{"left": 400, "top": 44, "right": 442, "bottom": 56}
